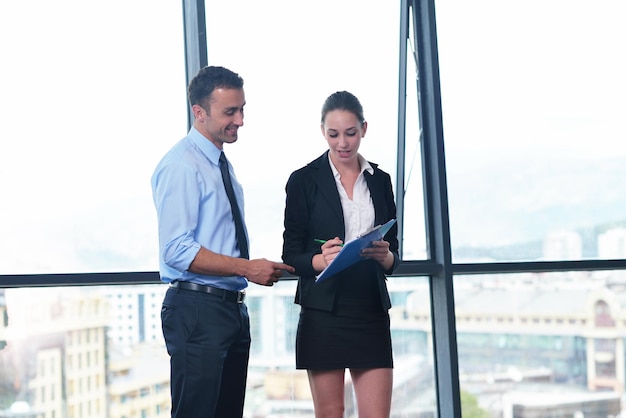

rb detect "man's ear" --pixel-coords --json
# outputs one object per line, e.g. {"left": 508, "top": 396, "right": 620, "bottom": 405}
{"left": 191, "top": 104, "right": 206, "bottom": 120}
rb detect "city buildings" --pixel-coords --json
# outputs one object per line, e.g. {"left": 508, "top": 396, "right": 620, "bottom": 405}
{"left": 3, "top": 228, "right": 626, "bottom": 417}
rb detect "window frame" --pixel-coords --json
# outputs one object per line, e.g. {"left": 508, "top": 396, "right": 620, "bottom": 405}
{"left": 2, "top": 1, "right": 626, "bottom": 417}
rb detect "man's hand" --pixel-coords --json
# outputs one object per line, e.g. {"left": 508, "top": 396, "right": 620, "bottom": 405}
{"left": 245, "top": 259, "right": 295, "bottom": 286}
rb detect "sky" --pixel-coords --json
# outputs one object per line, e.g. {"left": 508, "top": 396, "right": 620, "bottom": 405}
{"left": 1, "top": 0, "right": 624, "bottom": 274}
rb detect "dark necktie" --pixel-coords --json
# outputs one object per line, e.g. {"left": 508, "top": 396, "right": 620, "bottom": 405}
{"left": 219, "top": 152, "right": 249, "bottom": 259}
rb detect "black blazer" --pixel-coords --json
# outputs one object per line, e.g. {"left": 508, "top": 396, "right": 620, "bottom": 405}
{"left": 282, "top": 151, "right": 400, "bottom": 312}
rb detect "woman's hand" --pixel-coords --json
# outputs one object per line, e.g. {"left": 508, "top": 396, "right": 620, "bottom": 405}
{"left": 361, "top": 239, "right": 393, "bottom": 269}
{"left": 312, "top": 237, "right": 343, "bottom": 272}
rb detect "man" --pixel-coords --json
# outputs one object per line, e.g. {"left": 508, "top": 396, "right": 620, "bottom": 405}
{"left": 151, "top": 65, "right": 294, "bottom": 418}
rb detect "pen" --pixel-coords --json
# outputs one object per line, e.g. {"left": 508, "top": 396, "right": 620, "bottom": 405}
{"left": 314, "top": 239, "right": 343, "bottom": 247}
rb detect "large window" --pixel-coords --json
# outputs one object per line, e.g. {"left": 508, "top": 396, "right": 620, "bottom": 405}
{"left": 433, "top": 0, "right": 626, "bottom": 416}
{"left": 203, "top": 0, "right": 405, "bottom": 261}
{"left": 2, "top": 0, "right": 626, "bottom": 417}
{"left": 0, "top": 0, "right": 186, "bottom": 275}
{"left": 1, "top": 1, "right": 430, "bottom": 417}
{"left": 436, "top": 0, "right": 626, "bottom": 263}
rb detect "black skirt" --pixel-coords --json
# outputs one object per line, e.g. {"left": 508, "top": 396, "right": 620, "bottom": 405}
{"left": 295, "top": 268, "right": 393, "bottom": 370}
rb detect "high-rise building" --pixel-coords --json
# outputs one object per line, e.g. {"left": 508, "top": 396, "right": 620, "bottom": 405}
{"left": 103, "top": 285, "right": 166, "bottom": 349}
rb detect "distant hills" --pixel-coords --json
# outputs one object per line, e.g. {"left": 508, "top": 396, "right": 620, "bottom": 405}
{"left": 445, "top": 152, "right": 626, "bottom": 260}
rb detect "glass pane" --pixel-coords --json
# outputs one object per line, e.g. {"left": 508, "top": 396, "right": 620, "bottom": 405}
{"left": 402, "top": 10, "right": 428, "bottom": 260}
{"left": 388, "top": 277, "right": 437, "bottom": 416}
{"left": 435, "top": 0, "right": 626, "bottom": 262}
{"left": 203, "top": 0, "right": 401, "bottom": 261}
{"left": 453, "top": 271, "right": 625, "bottom": 417}
{"left": 0, "top": 1, "right": 186, "bottom": 275}
{"left": 0, "top": 284, "right": 172, "bottom": 416}
{"left": 0, "top": 277, "right": 434, "bottom": 417}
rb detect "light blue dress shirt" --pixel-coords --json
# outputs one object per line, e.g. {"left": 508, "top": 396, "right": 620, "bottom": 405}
{"left": 151, "top": 127, "right": 248, "bottom": 291}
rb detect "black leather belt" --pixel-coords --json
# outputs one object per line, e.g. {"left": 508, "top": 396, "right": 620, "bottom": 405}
{"left": 170, "top": 281, "right": 245, "bottom": 304}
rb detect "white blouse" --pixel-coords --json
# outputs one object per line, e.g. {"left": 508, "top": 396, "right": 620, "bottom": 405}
{"left": 328, "top": 154, "right": 376, "bottom": 242}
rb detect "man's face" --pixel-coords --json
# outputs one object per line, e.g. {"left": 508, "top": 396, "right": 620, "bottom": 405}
{"left": 193, "top": 87, "right": 245, "bottom": 149}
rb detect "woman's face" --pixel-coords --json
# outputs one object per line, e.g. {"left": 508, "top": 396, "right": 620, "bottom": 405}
{"left": 321, "top": 109, "right": 367, "bottom": 166}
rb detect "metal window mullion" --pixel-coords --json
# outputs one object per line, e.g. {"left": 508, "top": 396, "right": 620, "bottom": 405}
{"left": 182, "top": 0, "right": 208, "bottom": 130}
{"left": 412, "top": 0, "right": 462, "bottom": 416}
{"left": 396, "top": 0, "right": 409, "bottom": 257}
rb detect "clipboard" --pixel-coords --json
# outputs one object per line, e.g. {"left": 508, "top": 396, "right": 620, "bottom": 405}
{"left": 315, "top": 218, "right": 397, "bottom": 283}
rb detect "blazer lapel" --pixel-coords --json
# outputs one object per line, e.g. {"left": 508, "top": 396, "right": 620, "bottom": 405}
{"left": 364, "top": 166, "right": 386, "bottom": 225}
{"left": 309, "top": 152, "right": 344, "bottom": 228}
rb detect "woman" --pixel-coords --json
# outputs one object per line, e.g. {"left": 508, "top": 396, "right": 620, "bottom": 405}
{"left": 282, "top": 91, "right": 400, "bottom": 418}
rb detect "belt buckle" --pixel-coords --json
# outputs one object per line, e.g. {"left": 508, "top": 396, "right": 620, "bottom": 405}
{"left": 237, "top": 291, "right": 245, "bottom": 304}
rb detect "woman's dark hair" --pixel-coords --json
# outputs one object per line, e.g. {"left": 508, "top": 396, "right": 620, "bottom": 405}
{"left": 321, "top": 91, "right": 365, "bottom": 125}
{"left": 188, "top": 66, "right": 244, "bottom": 110}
